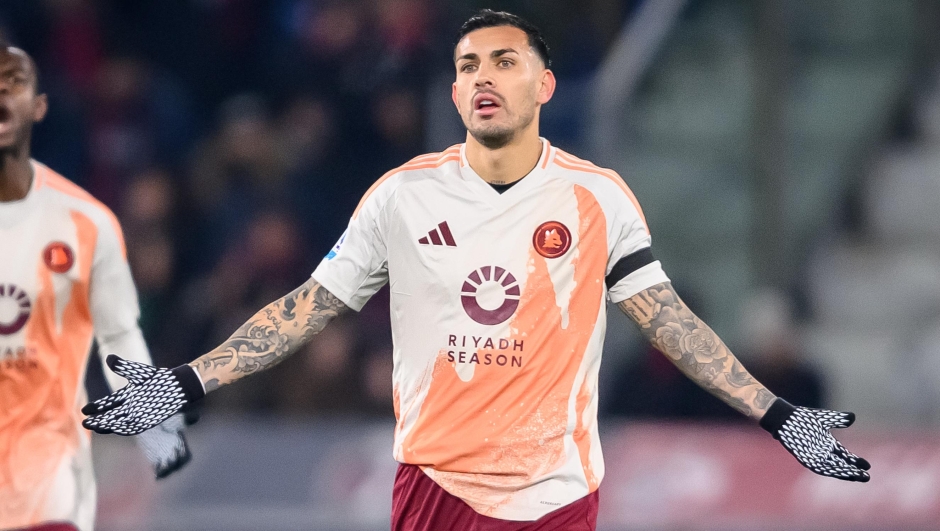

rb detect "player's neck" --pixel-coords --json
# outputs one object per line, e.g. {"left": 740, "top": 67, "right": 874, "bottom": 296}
{"left": 465, "top": 128, "right": 542, "bottom": 185}
{"left": 0, "top": 144, "right": 34, "bottom": 202}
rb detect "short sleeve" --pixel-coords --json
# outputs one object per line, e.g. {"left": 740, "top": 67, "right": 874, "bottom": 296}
{"left": 311, "top": 179, "right": 391, "bottom": 311}
{"left": 604, "top": 185, "right": 670, "bottom": 303}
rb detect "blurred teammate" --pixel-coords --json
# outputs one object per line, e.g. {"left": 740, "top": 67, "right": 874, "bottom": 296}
{"left": 0, "top": 45, "right": 192, "bottom": 531}
{"left": 83, "top": 10, "right": 869, "bottom": 531}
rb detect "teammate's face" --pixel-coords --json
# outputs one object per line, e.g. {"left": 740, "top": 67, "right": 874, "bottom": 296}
{"left": 452, "top": 26, "right": 555, "bottom": 149}
{"left": 0, "top": 48, "right": 46, "bottom": 150}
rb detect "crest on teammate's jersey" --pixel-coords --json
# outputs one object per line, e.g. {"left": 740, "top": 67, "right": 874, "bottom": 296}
{"left": 42, "top": 242, "right": 74, "bottom": 273}
{"left": 326, "top": 230, "right": 347, "bottom": 260}
{"left": 532, "top": 221, "right": 571, "bottom": 259}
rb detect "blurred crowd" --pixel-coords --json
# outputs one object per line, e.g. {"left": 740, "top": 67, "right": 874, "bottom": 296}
{"left": 2, "top": 0, "right": 824, "bottom": 420}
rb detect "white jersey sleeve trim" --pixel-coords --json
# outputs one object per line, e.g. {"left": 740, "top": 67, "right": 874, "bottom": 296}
{"left": 607, "top": 260, "right": 670, "bottom": 303}
{"left": 310, "top": 268, "right": 375, "bottom": 312}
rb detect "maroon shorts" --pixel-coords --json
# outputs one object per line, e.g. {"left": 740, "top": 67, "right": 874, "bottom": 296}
{"left": 13, "top": 524, "right": 79, "bottom": 531}
{"left": 391, "top": 464, "right": 599, "bottom": 531}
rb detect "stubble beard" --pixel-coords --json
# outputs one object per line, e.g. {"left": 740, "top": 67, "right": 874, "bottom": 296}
{"left": 465, "top": 104, "right": 536, "bottom": 150}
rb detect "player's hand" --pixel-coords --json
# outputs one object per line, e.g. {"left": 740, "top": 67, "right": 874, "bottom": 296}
{"left": 82, "top": 355, "right": 205, "bottom": 436}
{"left": 135, "top": 413, "right": 192, "bottom": 478}
{"left": 760, "top": 398, "right": 871, "bottom": 482}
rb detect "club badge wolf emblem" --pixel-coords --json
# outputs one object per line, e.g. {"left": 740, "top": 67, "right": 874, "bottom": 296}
{"left": 533, "top": 221, "right": 571, "bottom": 259}
{"left": 43, "top": 241, "right": 75, "bottom": 273}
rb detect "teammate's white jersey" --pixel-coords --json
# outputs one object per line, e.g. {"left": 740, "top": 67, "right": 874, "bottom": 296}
{"left": 0, "top": 161, "right": 151, "bottom": 531}
{"left": 313, "top": 140, "right": 669, "bottom": 520}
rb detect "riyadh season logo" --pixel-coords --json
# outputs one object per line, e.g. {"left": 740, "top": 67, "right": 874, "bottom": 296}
{"left": 0, "top": 284, "right": 31, "bottom": 336}
{"left": 326, "top": 230, "right": 347, "bottom": 260}
{"left": 461, "top": 266, "right": 520, "bottom": 325}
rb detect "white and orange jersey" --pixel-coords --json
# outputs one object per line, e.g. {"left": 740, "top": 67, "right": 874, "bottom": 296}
{"left": 0, "top": 161, "right": 151, "bottom": 531}
{"left": 312, "top": 140, "right": 669, "bottom": 520}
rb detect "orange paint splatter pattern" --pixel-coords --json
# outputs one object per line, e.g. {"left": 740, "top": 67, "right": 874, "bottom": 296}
{"left": 400, "top": 185, "right": 607, "bottom": 514}
{"left": 0, "top": 211, "right": 97, "bottom": 527}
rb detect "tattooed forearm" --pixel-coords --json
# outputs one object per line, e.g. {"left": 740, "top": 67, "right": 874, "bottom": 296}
{"left": 189, "top": 278, "right": 348, "bottom": 392}
{"left": 726, "top": 359, "right": 755, "bottom": 388}
{"left": 618, "top": 282, "right": 776, "bottom": 419}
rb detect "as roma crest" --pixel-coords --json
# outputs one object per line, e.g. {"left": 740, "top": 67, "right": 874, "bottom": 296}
{"left": 533, "top": 221, "right": 571, "bottom": 259}
{"left": 43, "top": 242, "right": 75, "bottom": 274}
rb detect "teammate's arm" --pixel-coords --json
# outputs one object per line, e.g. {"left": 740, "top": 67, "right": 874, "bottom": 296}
{"left": 87, "top": 211, "right": 195, "bottom": 477}
{"left": 190, "top": 277, "right": 348, "bottom": 392}
{"left": 618, "top": 281, "right": 774, "bottom": 418}
{"left": 618, "top": 280, "right": 871, "bottom": 481}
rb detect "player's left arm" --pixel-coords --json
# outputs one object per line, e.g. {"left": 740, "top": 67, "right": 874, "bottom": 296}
{"left": 618, "top": 281, "right": 871, "bottom": 481}
{"left": 618, "top": 281, "right": 773, "bottom": 417}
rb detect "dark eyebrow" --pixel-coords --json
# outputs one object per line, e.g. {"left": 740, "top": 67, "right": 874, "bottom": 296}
{"left": 455, "top": 48, "right": 521, "bottom": 64}
{"left": 0, "top": 64, "right": 22, "bottom": 77}
{"left": 490, "top": 48, "right": 519, "bottom": 58}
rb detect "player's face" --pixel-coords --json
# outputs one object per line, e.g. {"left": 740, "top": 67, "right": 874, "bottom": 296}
{"left": 0, "top": 48, "right": 46, "bottom": 150}
{"left": 453, "top": 26, "right": 555, "bottom": 149}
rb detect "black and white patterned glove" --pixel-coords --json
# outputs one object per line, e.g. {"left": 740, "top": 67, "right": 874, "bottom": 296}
{"left": 135, "top": 413, "right": 192, "bottom": 478}
{"left": 760, "top": 398, "right": 871, "bottom": 482}
{"left": 82, "top": 355, "right": 205, "bottom": 436}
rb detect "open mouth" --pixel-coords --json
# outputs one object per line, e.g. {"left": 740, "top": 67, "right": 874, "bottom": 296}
{"left": 0, "top": 106, "right": 13, "bottom": 133}
{"left": 473, "top": 92, "right": 502, "bottom": 116}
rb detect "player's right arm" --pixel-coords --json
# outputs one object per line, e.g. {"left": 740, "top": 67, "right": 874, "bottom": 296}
{"left": 189, "top": 278, "right": 348, "bottom": 392}
{"left": 83, "top": 164, "right": 394, "bottom": 436}
{"left": 82, "top": 278, "right": 349, "bottom": 436}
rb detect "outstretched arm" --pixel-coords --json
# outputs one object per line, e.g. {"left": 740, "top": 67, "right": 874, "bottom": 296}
{"left": 83, "top": 277, "right": 348, "bottom": 436}
{"left": 618, "top": 281, "right": 870, "bottom": 481}
{"left": 618, "top": 281, "right": 775, "bottom": 419}
{"left": 191, "top": 277, "right": 348, "bottom": 392}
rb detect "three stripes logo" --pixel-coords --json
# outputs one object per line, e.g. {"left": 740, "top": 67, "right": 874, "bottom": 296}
{"left": 418, "top": 221, "right": 456, "bottom": 247}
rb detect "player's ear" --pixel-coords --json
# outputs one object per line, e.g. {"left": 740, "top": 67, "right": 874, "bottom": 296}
{"left": 32, "top": 93, "right": 47, "bottom": 123}
{"left": 536, "top": 69, "right": 555, "bottom": 105}
{"left": 451, "top": 82, "right": 459, "bottom": 111}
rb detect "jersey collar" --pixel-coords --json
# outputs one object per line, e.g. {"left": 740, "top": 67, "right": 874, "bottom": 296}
{"left": 457, "top": 138, "right": 554, "bottom": 202}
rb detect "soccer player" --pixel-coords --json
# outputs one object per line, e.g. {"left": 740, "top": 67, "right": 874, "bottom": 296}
{"left": 0, "top": 45, "right": 192, "bottom": 531}
{"left": 83, "top": 10, "right": 870, "bottom": 530}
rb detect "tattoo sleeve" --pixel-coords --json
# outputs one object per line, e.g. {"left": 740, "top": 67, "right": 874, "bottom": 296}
{"left": 618, "top": 282, "right": 776, "bottom": 419}
{"left": 189, "top": 278, "right": 348, "bottom": 392}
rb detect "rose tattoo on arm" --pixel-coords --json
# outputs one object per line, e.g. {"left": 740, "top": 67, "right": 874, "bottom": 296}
{"left": 618, "top": 282, "right": 775, "bottom": 418}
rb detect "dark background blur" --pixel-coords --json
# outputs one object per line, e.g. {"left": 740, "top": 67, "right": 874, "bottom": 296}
{"left": 4, "top": 0, "right": 940, "bottom": 529}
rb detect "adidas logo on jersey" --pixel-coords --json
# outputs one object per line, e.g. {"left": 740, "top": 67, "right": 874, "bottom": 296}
{"left": 418, "top": 221, "right": 456, "bottom": 247}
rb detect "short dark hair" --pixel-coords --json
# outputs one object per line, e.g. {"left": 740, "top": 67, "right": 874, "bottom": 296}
{"left": 456, "top": 10, "right": 551, "bottom": 68}
{"left": 0, "top": 42, "right": 42, "bottom": 94}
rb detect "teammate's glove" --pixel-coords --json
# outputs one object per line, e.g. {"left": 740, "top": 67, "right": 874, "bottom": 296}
{"left": 135, "top": 412, "right": 192, "bottom": 478}
{"left": 82, "top": 355, "right": 205, "bottom": 436}
{"left": 759, "top": 398, "right": 871, "bottom": 482}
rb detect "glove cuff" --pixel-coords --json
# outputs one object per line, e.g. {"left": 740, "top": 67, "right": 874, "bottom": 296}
{"left": 759, "top": 397, "right": 795, "bottom": 435}
{"left": 172, "top": 364, "right": 206, "bottom": 402}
